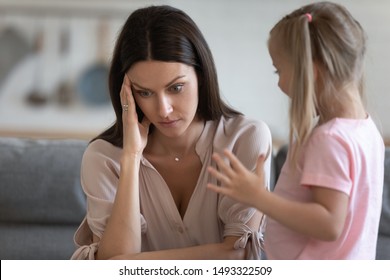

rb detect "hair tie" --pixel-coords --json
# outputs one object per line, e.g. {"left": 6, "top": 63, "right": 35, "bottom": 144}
{"left": 305, "top": 13, "right": 312, "bottom": 22}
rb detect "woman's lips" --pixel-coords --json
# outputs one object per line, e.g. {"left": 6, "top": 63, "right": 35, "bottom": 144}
{"left": 158, "top": 120, "right": 179, "bottom": 127}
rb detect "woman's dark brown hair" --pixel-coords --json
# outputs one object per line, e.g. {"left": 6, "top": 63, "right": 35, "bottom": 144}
{"left": 95, "top": 5, "right": 240, "bottom": 147}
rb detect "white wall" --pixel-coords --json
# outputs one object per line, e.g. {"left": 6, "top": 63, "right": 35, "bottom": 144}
{"left": 0, "top": 0, "right": 389, "bottom": 143}
{"left": 168, "top": 0, "right": 390, "bottom": 144}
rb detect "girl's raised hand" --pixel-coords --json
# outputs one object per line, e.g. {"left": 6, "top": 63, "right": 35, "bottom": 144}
{"left": 120, "top": 74, "right": 150, "bottom": 157}
{"left": 207, "top": 149, "right": 268, "bottom": 208}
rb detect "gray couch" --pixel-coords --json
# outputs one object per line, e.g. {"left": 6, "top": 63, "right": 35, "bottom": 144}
{"left": 0, "top": 137, "right": 389, "bottom": 259}
{"left": 0, "top": 137, "right": 87, "bottom": 259}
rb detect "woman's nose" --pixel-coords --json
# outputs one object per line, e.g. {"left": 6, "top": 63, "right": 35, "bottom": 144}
{"left": 157, "top": 95, "right": 173, "bottom": 118}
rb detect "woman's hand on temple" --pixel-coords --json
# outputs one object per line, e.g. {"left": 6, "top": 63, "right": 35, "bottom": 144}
{"left": 120, "top": 75, "right": 150, "bottom": 158}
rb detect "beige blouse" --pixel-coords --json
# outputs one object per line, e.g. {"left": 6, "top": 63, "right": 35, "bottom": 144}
{"left": 71, "top": 115, "right": 272, "bottom": 259}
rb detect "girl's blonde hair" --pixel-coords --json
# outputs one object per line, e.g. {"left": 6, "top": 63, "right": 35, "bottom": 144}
{"left": 269, "top": 1, "right": 367, "bottom": 168}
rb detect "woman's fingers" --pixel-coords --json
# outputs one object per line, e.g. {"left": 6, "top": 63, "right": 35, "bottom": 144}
{"left": 124, "top": 75, "right": 136, "bottom": 109}
{"left": 120, "top": 75, "right": 138, "bottom": 121}
{"left": 120, "top": 75, "right": 129, "bottom": 109}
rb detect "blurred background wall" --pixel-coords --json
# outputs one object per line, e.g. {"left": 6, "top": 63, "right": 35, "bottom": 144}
{"left": 0, "top": 0, "right": 389, "bottom": 146}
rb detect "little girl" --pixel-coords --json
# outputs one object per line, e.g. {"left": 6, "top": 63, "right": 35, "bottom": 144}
{"left": 207, "top": 1, "right": 385, "bottom": 259}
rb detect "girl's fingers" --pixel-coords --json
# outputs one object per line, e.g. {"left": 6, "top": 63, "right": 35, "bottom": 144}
{"left": 207, "top": 166, "right": 231, "bottom": 186}
{"left": 255, "top": 146, "right": 271, "bottom": 176}
{"left": 207, "top": 183, "right": 231, "bottom": 196}
{"left": 211, "top": 152, "right": 235, "bottom": 178}
{"left": 255, "top": 155, "right": 266, "bottom": 177}
{"left": 223, "top": 149, "right": 245, "bottom": 173}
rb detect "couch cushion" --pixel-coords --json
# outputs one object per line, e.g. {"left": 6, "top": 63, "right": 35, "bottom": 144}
{"left": 0, "top": 223, "right": 78, "bottom": 259}
{"left": 376, "top": 234, "right": 390, "bottom": 260}
{"left": 378, "top": 147, "right": 390, "bottom": 235}
{"left": 273, "top": 144, "right": 288, "bottom": 189}
{"left": 0, "top": 137, "right": 88, "bottom": 224}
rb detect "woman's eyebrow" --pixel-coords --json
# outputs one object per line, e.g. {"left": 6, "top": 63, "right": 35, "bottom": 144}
{"left": 130, "top": 82, "right": 151, "bottom": 91}
{"left": 164, "top": 75, "right": 186, "bottom": 87}
{"left": 131, "top": 75, "right": 186, "bottom": 90}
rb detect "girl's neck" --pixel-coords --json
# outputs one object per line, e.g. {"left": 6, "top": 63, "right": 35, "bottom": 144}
{"left": 318, "top": 84, "right": 366, "bottom": 124}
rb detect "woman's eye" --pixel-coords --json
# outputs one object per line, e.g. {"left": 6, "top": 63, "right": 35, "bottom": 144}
{"left": 170, "top": 84, "right": 184, "bottom": 93}
{"left": 274, "top": 69, "right": 279, "bottom": 74}
{"left": 138, "top": 90, "right": 152, "bottom": 97}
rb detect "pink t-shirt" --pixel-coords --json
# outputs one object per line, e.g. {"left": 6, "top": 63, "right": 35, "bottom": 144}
{"left": 71, "top": 115, "right": 272, "bottom": 259}
{"left": 265, "top": 116, "right": 384, "bottom": 259}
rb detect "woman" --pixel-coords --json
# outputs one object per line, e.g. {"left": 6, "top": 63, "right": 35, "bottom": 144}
{"left": 71, "top": 5, "right": 272, "bottom": 260}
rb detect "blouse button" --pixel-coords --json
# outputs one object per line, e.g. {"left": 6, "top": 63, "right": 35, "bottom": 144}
{"left": 177, "top": 225, "right": 184, "bottom": 233}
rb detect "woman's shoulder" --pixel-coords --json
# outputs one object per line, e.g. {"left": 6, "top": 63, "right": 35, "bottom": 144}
{"left": 209, "top": 115, "right": 272, "bottom": 172}
{"left": 210, "top": 115, "right": 272, "bottom": 154}
{"left": 83, "top": 139, "right": 122, "bottom": 165}
{"left": 80, "top": 139, "right": 121, "bottom": 199}
{"left": 219, "top": 115, "right": 271, "bottom": 138}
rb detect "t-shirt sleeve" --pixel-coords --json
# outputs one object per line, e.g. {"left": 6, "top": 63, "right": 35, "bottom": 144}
{"left": 301, "top": 132, "right": 352, "bottom": 195}
{"left": 215, "top": 117, "right": 272, "bottom": 259}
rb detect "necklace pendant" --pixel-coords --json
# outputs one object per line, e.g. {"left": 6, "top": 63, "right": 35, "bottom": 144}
{"left": 174, "top": 157, "right": 180, "bottom": 162}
